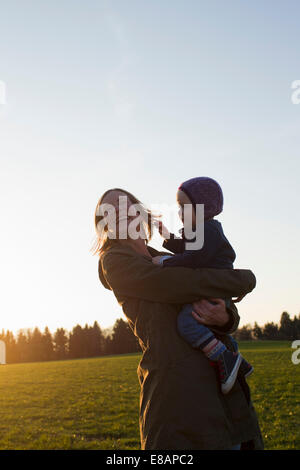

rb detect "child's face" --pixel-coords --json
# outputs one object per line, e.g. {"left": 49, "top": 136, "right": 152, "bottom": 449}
{"left": 176, "top": 190, "right": 196, "bottom": 226}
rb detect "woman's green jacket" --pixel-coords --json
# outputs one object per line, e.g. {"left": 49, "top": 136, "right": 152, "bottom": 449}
{"left": 99, "top": 243, "right": 264, "bottom": 450}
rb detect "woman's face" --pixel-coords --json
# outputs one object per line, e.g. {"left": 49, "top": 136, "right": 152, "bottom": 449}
{"left": 101, "top": 190, "right": 144, "bottom": 239}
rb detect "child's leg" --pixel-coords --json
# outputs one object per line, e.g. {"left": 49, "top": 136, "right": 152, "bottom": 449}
{"left": 227, "top": 334, "right": 254, "bottom": 378}
{"left": 178, "top": 304, "right": 243, "bottom": 394}
{"left": 177, "top": 304, "right": 227, "bottom": 361}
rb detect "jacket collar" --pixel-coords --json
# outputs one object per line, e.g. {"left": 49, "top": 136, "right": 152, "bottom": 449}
{"left": 98, "top": 243, "right": 159, "bottom": 290}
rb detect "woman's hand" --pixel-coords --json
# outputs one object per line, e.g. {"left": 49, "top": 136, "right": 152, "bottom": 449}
{"left": 191, "top": 298, "right": 229, "bottom": 328}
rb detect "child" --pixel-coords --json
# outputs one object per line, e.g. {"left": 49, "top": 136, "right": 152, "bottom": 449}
{"left": 153, "top": 176, "right": 253, "bottom": 394}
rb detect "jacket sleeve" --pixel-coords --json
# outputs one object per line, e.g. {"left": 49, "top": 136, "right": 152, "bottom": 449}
{"left": 162, "top": 249, "right": 208, "bottom": 268}
{"left": 209, "top": 299, "right": 240, "bottom": 335}
{"left": 101, "top": 249, "right": 256, "bottom": 304}
{"left": 162, "top": 223, "right": 224, "bottom": 268}
{"left": 162, "top": 233, "right": 185, "bottom": 254}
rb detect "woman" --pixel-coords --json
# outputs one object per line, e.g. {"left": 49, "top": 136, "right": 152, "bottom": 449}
{"left": 94, "top": 188, "right": 264, "bottom": 450}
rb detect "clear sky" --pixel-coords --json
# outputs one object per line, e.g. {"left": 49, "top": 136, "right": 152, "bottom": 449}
{"left": 0, "top": 0, "right": 299, "bottom": 334}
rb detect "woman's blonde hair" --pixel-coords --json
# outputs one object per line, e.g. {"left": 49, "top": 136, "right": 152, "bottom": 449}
{"left": 91, "top": 188, "right": 159, "bottom": 256}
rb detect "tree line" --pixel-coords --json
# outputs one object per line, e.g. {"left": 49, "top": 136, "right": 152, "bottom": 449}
{"left": 233, "top": 311, "right": 300, "bottom": 341}
{"left": 0, "top": 319, "right": 140, "bottom": 364}
{"left": 0, "top": 311, "right": 299, "bottom": 364}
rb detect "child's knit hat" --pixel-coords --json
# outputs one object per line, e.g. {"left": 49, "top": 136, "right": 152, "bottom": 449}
{"left": 178, "top": 177, "right": 223, "bottom": 220}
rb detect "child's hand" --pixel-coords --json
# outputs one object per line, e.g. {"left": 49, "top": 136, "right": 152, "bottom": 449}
{"left": 153, "top": 219, "right": 170, "bottom": 239}
{"left": 152, "top": 256, "right": 164, "bottom": 265}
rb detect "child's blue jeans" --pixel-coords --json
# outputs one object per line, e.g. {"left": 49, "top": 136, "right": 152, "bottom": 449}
{"left": 177, "top": 303, "right": 238, "bottom": 352}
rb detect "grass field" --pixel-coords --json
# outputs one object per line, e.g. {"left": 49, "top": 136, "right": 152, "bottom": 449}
{"left": 0, "top": 341, "right": 299, "bottom": 450}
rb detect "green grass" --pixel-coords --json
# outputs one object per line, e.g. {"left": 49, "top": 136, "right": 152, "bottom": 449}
{"left": 0, "top": 341, "right": 299, "bottom": 450}
{"left": 239, "top": 341, "right": 299, "bottom": 450}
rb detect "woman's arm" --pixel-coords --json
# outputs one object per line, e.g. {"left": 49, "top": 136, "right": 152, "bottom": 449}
{"left": 221, "top": 299, "right": 240, "bottom": 334}
{"left": 162, "top": 233, "right": 185, "bottom": 254}
{"left": 101, "top": 248, "right": 256, "bottom": 304}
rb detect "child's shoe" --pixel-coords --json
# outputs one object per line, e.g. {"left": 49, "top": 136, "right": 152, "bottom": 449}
{"left": 238, "top": 357, "right": 254, "bottom": 378}
{"left": 217, "top": 350, "right": 242, "bottom": 394}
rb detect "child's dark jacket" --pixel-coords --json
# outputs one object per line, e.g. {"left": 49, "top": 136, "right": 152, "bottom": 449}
{"left": 163, "top": 219, "right": 236, "bottom": 269}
